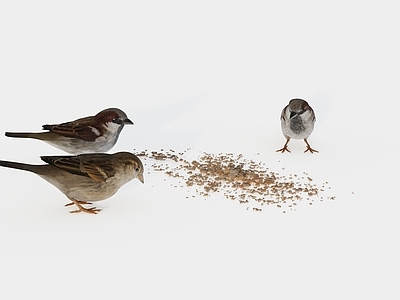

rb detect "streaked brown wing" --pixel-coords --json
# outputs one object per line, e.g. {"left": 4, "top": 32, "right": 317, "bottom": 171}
{"left": 41, "top": 153, "right": 116, "bottom": 182}
{"left": 42, "top": 116, "right": 102, "bottom": 141}
{"left": 41, "top": 155, "right": 88, "bottom": 177}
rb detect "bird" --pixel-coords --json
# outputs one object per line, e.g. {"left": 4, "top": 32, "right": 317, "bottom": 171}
{"left": 0, "top": 152, "right": 144, "bottom": 214}
{"left": 5, "top": 108, "right": 133, "bottom": 154}
{"left": 276, "top": 98, "right": 318, "bottom": 153}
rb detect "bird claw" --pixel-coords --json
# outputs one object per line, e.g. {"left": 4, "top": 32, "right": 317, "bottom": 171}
{"left": 304, "top": 146, "right": 319, "bottom": 153}
{"left": 303, "top": 139, "right": 318, "bottom": 153}
{"left": 67, "top": 199, "right": 101, "bottom": 214}
{"left": 69, "top": 207, "right": 101, "bottom": 214}
{"left": 276, "top": 146, "right": 291, "bottom": 153}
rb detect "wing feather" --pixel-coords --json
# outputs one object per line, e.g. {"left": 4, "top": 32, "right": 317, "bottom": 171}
{"left": 41, "top": 153, "right": 116, "bottom": 182}
{"left": 42, "top": 116, "right": 103, "bottom": 141}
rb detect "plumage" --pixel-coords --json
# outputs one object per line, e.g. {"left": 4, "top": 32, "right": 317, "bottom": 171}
{"left": 276, "top": 98, "right": 318, "bottom": 153}
{"left": 5, "top": 108, "right": 133, "bottom": 154}
{"left": 0, "top": 152, "right": 144, "bottom": 214}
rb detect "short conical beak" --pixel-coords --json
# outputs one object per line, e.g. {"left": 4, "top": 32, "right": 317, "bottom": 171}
{"left": 137, "top": 173, "right": 144, "bottom": 184}
{"left": 124, "top": 118, "right": 134, "bottom": 125}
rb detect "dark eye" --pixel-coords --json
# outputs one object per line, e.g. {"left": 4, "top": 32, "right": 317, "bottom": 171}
{"left": 112, "top": 118, "right": 122, "bottom": 124}
{"left": 135, "top": 167, "right": 140, "bottom": 172}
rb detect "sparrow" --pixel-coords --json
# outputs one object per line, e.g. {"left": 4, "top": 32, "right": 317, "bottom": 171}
{"left": 276, "top": 98, "right": 318, "bottom": 153}
{"left": 5, "top": 108, "right": 133, "bottom": 155}
{"left": 0, "top": 152, "right": 144, "bottom": 214}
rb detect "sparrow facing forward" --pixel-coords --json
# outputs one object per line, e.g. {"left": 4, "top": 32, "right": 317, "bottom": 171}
{"left": 276, "top": 98, "right": 318, "bottom": 153}
{"left": 5, "top": 108, "right": 133, "bottom": 155}
{"left": 0, "top": 152, "right": 144, "bottom": 214}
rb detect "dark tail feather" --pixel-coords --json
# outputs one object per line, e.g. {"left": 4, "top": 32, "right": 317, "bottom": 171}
{"left": 6, "top": 132, "right": 31, "bottom": 138}
{"left": 0, "top": 160, "right": 41, "bottom": 173}
{"left": 5, "top": 132, "right": 44, "bottom": 139}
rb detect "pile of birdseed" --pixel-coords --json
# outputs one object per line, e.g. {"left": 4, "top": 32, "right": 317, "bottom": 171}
{"left": 136, "top": 149, "right": 335, "bottom": 212}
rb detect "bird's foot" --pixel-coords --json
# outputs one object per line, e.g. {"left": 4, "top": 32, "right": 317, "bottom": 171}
{"left": 276, "top": 146, "right": 291, "bottom": 153}
{"left": 304, "top": 146, "right": 319, "bottom": 153}
{"left": 304, "top": 139, "right": 318, "bottom": 154}
{"left": 66, "top": 199, "right": 101, "bottom": 214}
{"left": 64, "top": 200, "right": 92, "bottom": 207}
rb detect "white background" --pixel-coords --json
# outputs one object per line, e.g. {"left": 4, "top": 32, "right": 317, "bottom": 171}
{"left": 0, "top": 1, "right": 399, "bottom": 299}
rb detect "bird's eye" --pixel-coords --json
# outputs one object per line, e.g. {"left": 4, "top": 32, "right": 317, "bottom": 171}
{"left": 112, "top": 118, "right": 122, "bottom": 124}
{"left": 135, "top": 167, "right": 140, "bottom": 172}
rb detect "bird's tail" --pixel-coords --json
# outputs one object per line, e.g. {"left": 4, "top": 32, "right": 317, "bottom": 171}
{"left": 0, "top": 160, "right": 43, "bottom": 173}
{"left": 5, "top": 132, "right": 44, "bottom": 139}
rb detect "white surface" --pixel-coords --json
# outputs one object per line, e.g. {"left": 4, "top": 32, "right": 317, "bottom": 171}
{"left": 0, "top": 1, "right": 398, "bottom": 299}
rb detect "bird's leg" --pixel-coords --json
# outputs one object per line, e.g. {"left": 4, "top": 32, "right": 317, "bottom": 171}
{"left": 67, "top": 199, "right": 101, "bottom": 214}
{"left": 276, "top": 138, "right": 291, "bottom": 153}
{"left": 304, "top": 139, "right": 318, "bottom": 153}
{"left": 64, "top": 200, "right": 92, "bottom": 207}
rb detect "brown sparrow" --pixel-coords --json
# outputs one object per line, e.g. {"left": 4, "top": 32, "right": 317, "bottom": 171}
{"left": 0, "top": 152, "right": 144, "bottom": 214}
{"left": 5, "top": 108, "right": 133, "bottom": 155}
{"left": 276, "top": 98, "right": 318, "bottom": 153}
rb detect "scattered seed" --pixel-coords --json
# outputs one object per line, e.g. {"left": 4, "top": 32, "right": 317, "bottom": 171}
{"left": 137, "top": 149, "right": 335, "bottom": 212}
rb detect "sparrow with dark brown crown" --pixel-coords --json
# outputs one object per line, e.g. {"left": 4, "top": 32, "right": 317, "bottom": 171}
{"left": 276, "top": 98, "right": 318, "bottom": 153}
{"left": 0, "top": 152, "right": 144, "bottom": 214}
{"left": 5, "top": 108, "right": 133, "bottom": 154}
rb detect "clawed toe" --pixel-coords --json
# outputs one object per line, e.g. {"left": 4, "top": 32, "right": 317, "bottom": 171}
{"left": 277, "top": 139, "right": 291, "bottom": 153}
{"left": 277, "top": 138, "right": 318, "bottom": 153}
{"left": 304, "top": 146, "right": 319, "bottom": 153}
{"left": 67, "top": 199, "right": 101, "bottom": 214}
{"left": 304, "top": 139, "right": 318, "bottom": 153}
{"left": 276, "top": 146, "right": 291, "bottom": 153}
{"left": 69, "top": 207, "right": 101, "bottom": 214}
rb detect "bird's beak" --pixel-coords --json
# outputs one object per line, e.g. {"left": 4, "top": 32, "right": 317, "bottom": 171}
{"left": 124, "top": 118, "right": 134, "bottom": 125}
{"left": 137, "top": 173, "right": 145, "bottom": 184}
{"left": 290, "top": 111, "right": 297, "bottom": 119}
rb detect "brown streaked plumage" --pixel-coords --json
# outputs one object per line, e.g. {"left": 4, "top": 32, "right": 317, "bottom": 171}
{"left": 0, "top": 152, "right": 144, "bottom": 214}
{"left": 5, "top": 108, "right": 133, "bottom": 154}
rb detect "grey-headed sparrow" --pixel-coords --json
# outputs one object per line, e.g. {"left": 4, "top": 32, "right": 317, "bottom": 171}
{"left": 5, "top": 108, "right": 133, "bottom": 154}
{"left": 276, "top": 98, "right": 318, "bottom": 153}
{"left": 0, "top": 152, "right": 144, "bottom": 214}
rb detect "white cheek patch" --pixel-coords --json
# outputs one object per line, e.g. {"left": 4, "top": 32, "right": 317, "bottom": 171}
{"left": 89, "top": 126, "right": 101, "bottom": 136}
{"left": 105, "top": 122, "right": 121, "bottom": 134}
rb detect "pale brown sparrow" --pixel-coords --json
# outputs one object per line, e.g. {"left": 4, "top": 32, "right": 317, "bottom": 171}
{"left": 276, "top": 98, "right": 318, "bottom": 153}
{"left": 5, "top": 108, "right": 133, "bottom": 155}
{"left": 0, "top": 152, "right": 144, "bottom": 214}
